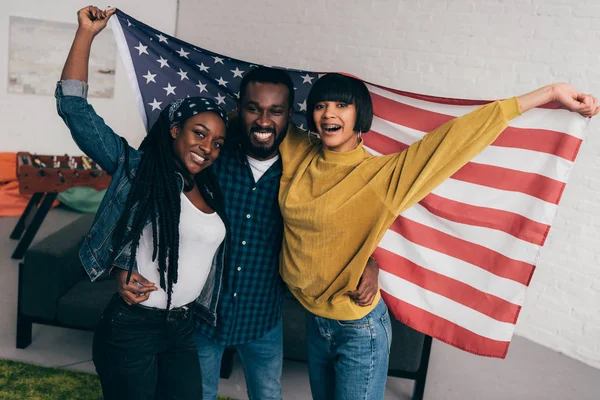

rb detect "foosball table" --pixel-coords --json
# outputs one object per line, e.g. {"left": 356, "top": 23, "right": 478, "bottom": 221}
{"left": 9, "top": 152, "right": 111, "bottom": 259}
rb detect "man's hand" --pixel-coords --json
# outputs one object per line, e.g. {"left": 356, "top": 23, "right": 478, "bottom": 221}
{"left": 347, "top": 256, "right": 379, "bottom": 307}
{"left": 77, "top": 6, "right": 116, "bottom": 37}
{"left": 114, "top": 269, "right": 157, "bottom": 305}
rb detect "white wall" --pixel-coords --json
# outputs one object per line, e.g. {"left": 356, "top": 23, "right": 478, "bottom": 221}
{"left": 176, "top": 0, "right": 600, "bottom": 368}
{"left": 1, "top": 0, "right": 178, "bottom": 155}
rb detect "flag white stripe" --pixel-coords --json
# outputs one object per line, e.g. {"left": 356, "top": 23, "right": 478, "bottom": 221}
{"left": 367, "top": 83, "right": 587, "bottom": 139}
{"left": 111, "top": 18, "right": 148, "bottom": 131}
{"left": 371, "top": 117, "right": 573, "bottom": 182}
{"left": 364, "top": 145, "right": 559, "bottom": 226}
{"left": 430, "top": 179, "right": 558, "bottom": 226}
{"left": 379, "top": 270, "right": 516, "bottom": 341}
{"left": 378, "top": 230, "right": 527, "bottom": 305}
{"left": 402, "top": 204, "right": 540, "bottom": 263}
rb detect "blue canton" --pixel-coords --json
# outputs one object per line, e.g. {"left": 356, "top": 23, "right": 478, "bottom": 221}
{"left": 197, "top": 145, "right": 284, "bottom": 344}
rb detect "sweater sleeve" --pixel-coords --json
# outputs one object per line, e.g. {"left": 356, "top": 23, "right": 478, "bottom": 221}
{"left": 366, "top": 97, "right": 521, "bottom": 215}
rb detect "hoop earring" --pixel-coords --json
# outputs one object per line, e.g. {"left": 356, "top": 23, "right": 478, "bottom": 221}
{"left": 307, "top": 129, "right": 315, "bottom": 145}
{"left": 357, "top": 131, "right": 362, "bottom": 141}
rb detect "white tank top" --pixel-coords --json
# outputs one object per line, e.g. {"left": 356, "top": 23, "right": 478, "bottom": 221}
{"left": 136, "top": 193, "right": 226, "bottom": 309}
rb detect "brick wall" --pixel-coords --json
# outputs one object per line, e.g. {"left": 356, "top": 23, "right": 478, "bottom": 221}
{"left": 177, "top": 0, "right": 600, "bottom": 368}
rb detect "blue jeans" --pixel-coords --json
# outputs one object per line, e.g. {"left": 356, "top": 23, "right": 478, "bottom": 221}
{"left": 194, "top": 320, "right": 283, "bottom": 400}
{"left": 306, "top": 299, "right": 392, "bottom": 400}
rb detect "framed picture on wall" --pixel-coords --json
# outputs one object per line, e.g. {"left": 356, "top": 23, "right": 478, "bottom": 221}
{"left": 7, "top": 16, "right": 116, "bottom": 97}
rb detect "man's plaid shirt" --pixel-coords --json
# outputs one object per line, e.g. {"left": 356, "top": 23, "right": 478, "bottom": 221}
{"left": 196, "top": 144, "right": 285, "bottom": 345}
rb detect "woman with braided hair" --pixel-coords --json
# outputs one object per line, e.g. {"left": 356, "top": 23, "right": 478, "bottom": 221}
{"left": 57, "top": 6, "right": 229, "bottom": 399}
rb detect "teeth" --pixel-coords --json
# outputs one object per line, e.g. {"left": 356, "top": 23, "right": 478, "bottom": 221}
{"left": 191, "top": 152, "right": 206, "bottom": 164}
{"left": 322, "top": 124, "right": 341, "bottom": 130}
{"left": 253, "top": 131, "right": 273, "bottom": 141}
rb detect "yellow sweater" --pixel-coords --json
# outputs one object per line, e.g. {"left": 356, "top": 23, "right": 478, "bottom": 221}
{"left": 278, "top": 97, "right": 522, "bottom": 320}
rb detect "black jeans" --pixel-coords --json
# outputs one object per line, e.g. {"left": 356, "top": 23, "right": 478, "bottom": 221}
{"left": 92, "top": 295, "right": 202, "bottom": 400}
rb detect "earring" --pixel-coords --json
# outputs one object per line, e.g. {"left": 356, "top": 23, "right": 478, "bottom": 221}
{"left": 307, "top": 129, "right": 315, "bottom": 145}
{"left": 358, "top": 131, "right": 362, "bottom": 140}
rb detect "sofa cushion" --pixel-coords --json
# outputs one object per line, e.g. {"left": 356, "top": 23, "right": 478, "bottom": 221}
{"left": 56, "top": 278, "right": 115, "bottom": 329}
{"left": 20, "top": 214, "right": 95, "bottom": 320}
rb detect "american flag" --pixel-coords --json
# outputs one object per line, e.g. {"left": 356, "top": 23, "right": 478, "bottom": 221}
{"left": 110, "top": 9, "right": 589, "bottom": 358}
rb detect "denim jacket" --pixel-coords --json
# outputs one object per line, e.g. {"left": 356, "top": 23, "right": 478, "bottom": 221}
{"left": 55, "top": 80, "right": 228, "bottom": 326}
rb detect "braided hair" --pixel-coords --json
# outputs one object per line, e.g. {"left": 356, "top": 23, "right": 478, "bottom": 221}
{"left": 109, "top": 98, "right": 227, "bottom": 310}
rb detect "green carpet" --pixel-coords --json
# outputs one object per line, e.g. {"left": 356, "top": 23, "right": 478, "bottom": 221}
{"left": 0, "top": 359, "right": 235, "bottom": 399}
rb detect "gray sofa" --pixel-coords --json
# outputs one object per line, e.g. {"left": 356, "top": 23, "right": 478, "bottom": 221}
{"left": 17, "top": 214, "right": 431, "bottom": 399}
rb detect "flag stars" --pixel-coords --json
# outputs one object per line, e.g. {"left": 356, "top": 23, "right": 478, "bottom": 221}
{"left": 177, "top": 68, "right": 189, "bottom": 81}
{"left": 231, "top": 67, "right": 244, "bottom": 78}
{"left": 163, "top": 83, "right": 177, "bottom": 96}
{"left": 215, "top": 93, "right": 226, "bottom": 105}
{"left": 156, "top": 33, "right": 168, "bottom": 43}
{"left": 148, "top": 98, "right": 162, "bottom": 111}
{"left": 176, "top": 48, "right": 190, "bottom": 58}
{"left": 134, "top": 42, "right": 148, "bottom": 56}
{"left": 216, "top": 77, "right": 228, "bottom": 87}
{"left": 301, "top": 74, "right": 314, "bottom": 84}
{"left": 196, "top": 81, "right": 208, "bottom": 93}
{"left": 212, "top": 56, "right": 224, "bottom": 64}
{"left": 127, "top": 19, "right": 132, "bottom": 27}
{"left": 157, "top": 56, "right": 169, "bottom": 68}
{"left": 142, "top": 71, "right": 157, "bottom": 84}
{"left": 298, "top": 100, "right": 307, "bottom": 112}
{"left": 197, "top": 63, "right": 209, "bottom": 72}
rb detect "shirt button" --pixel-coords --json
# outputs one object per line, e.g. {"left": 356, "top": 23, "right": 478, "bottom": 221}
{"left": 252, "top": 187, "right": 256, "bottom": 191}
{"left": 237, "top": 267, "right": 241, "bottom": 271}
{"left": 241, "top": 241, "right": 247, "bottom": 245}
{"left": 246, "top": 214, "right": 251, "bottom": 219}
{"left": 233, "top": 293, "right": 237, "bottom": 297}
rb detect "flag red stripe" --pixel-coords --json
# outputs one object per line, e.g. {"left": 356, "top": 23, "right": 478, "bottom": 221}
{"left": 368, "top": 81, "right": 563, "bottom": 110}
{"left": 374, "top": 248, "right": 521, "bottom": 323}
{"left": 380, "top": 292, "right": 511, "bottom": 358}
{"left": 370, "top": 92, "right": 581, "bottom": 161}
{"left": 390, "top": 216, "right": 536, "bottom": 285}
{"left": 451, "top": 163, "right": 565, "bottom": 204}
{"left": 419, "top": 193, "right": 551, "bottom": 246}
{"left": 366, "top": 129, "right": 566, "bottom": 204}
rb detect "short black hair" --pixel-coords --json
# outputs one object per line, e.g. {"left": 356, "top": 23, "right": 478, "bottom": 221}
{"left": 306, "top": 73, "right": 373, "bottom": 133}
{"left": 239, "top": 67, "right": 295, "bottom": 108}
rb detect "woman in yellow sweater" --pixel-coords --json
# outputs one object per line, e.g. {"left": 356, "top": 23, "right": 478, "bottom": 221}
{"left": 277, "top": 73, "right": 598, "bottom": 400}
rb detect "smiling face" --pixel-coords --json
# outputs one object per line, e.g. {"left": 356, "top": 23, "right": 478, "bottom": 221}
{"left": 170, "top": 111, "right": 226, "bottom": 176}
{"left": 239, "top": 81, "right": 293, "bottom": 160}
{"left": 313, "top": 101, "right": 359, "bottom": 152}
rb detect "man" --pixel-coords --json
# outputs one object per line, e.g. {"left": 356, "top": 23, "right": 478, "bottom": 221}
{"left": 116, "top": 67, "right": 379, "bottom": 400}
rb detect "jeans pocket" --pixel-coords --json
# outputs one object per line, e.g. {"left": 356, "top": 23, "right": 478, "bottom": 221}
{"left": 336, "top": 316, "right": 370, "bottom": 329}
{"left": 380, "top": 312, "right": 392, "bottom": 355}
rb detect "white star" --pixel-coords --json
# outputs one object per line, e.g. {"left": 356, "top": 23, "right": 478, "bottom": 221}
{"left": 216, "top": 77, "right": 228, "bottom": 87}
{"left": 298, "top": 100, "right": 307, "bottom": 112}
{"left": 176, "top": 48, "right": 190, "bottom": 58}
{"left": 134, "top": 42, "right": 148, "bottom": 56}
{"left": 196, "top": 81, "right": 208, "bottom": 93}
{"left": 193, "top": 47, "right": 202, "bottom": 52}
{"left": 212, "top": 56, "right": 224, "bottom": 64}
{"left": 317, "top": 73, "right": 326, "bottom": 79}
{"left": 215, "top": 93, "right": 226, "bottom": 105}
{"left": 177, "top": 68, "right": 189, "bottom": 81}
{"left": 231, "top": 67, "right": 244, "bottom": 78}
{"left": 163, "top": 83, "right": 177, "bottom": 96}
{"left": 142, "top": 71, "right": 157, "bottom": 84}
{"left": 156, "top": 33, "right": 168, "bottom": 43}
{"left": 157, "top": 56, "right": 169, "bottom": 68}
{"left": 127, "top": 19, "right": 132, "bottom": 27}
{"left": 301, "top": 74, "right": 314, "bottom": 84}
{"left": 298, "top": 123, "right": 305, "bottom": 131}
{"left": 234, "top": 91, "right": 240, "bottom": 99}
{"left": 148, "top": 98, "right": 162, "bottom": 111}
{"left": 197, "top": 63, "right": 209, "bottom": 72}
